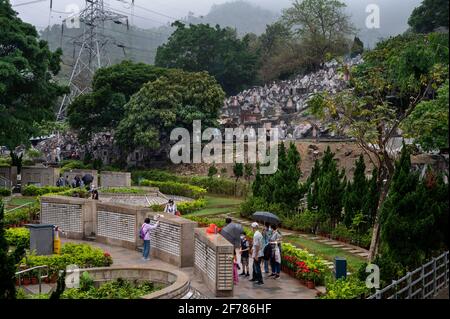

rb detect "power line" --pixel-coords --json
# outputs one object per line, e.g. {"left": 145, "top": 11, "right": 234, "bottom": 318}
{"left": 12, "top": 0, "right": 48, "bottom": 7}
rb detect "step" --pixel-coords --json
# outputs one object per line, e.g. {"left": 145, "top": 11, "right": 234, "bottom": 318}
{"left": 357, "top": 252, "right": 369, "bottom": 257}
{"left": 181, "top": 290, "right": 194, "bottom": 299}
{"left": 331, "top": 244, "right": 345, "bottom": 248}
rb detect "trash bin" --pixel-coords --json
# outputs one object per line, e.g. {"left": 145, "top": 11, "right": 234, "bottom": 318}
{"left": 25, "top": 224, "right": 54, "bottom": 255}
{"left": 334, "top": 257, "right": 347, "bottom": 280}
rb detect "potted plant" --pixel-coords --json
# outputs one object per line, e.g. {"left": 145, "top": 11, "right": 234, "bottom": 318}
{"left": 22, "top": 276, "right": 31, "bottom": 286}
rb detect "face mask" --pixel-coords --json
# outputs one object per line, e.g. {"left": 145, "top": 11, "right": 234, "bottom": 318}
{"left": 240, "top": 235, "right": 245, "bottom": 239}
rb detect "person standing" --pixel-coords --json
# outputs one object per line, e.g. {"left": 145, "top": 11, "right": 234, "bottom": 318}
{"left": 262, "top": 222, "right": 272, "bottom": 274}
{"left": 239, "top": 232, "right": 250, "bottom": 277}
{"left": 140, "top": 217, "right": 160, "bottom": 261}
{"left": 249, "top": 222, "right": 264, "bottom": 285}
{"left": 269, "top": 225, "right": 282, "bottom": 279}
{"left": 164, "top": 199, "right": 177, "bottom": 215}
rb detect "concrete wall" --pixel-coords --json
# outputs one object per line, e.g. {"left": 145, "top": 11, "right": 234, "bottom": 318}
{"left": 194, "top": 228, "right": 234, "bottom": 297}
{"left": 21, "top": 166, "right": 60, "bottom": 187}
{"left": 39, "top": 196, "right": 197, "bottom": 268}
{"left": 63, "top": 169, "right": 99, "bottom": 187}
{"left": 100, "top": 171, "right": 131, "bottom": 188}
{"left": 80, "top": 266, "right": 190, "bottom": 299}
{"left": 40, "top": 196, "right": 95, "bottom": 239}
{"left": 0, "top": 166, "right": 17, "bottom": 186}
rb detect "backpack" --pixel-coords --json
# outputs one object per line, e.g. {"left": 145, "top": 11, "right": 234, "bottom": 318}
{"left": 139, "top": 225, "right": 146, "bottom": 240}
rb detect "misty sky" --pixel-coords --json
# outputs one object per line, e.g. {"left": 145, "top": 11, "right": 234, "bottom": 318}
{"left": 11, "top": 0, "right": 422, "bottom": 36}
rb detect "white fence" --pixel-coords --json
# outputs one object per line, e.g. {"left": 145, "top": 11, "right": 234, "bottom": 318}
{"left": 367, "top": 251, "right": 449, "bottom": 299}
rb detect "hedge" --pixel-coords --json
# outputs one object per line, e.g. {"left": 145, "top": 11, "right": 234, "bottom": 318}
{"left": 139, "top": 180, "right": 206, "bottom": 199}
{"left": 6, "top": 227, "right": 30, "bottom": 247}
{"left": 0, "top": 188, "right": 11, "bottom": 196}
{"left": 22, "top": 185, "right": 71, "bottom": 196}
{"left": 100, "top": 187, "right": 148, "bottom": 195}
{"left": 132, "top": 170, "right": 249, "bottom": 197}
{"left": 22, "top": 243, "right": 113, "bottom": 276}
{"left": 150, "top": 198, "right": 206, "bottom": 215}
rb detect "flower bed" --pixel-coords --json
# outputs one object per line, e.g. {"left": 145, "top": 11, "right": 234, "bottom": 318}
{"left": 281, "top": 243, "right": 328, "bottom": 289}
{"left": 4, "top": 203, "right": 40, "bottom": 227}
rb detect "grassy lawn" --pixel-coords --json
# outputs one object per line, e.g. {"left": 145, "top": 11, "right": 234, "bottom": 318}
{"left": 186, "top": 195, "right": 243, "bottom": 217}
{"left": 5, "top": 197, "right": 37, "bottom": 208}
{"left": 284, "top": 235, "right": 366, "bottom": 272}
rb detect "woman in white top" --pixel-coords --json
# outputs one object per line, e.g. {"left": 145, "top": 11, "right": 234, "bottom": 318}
{"left": 164, "top": 199, "right": 177, "bottom": 215}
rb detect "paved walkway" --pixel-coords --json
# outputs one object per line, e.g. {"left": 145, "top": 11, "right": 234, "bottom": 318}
{"left": 221, "top": 213, "right": 369, "bottom": 273}
{"left": 62, "top": 239, "right": 317, "bottom": 299}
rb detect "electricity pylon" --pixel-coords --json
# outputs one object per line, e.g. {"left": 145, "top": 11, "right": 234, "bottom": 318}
{"left": 57, "top": 0, "right": 129, "bottom": 120}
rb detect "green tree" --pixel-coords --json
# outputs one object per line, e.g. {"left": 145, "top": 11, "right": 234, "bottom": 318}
{"left": 343, "top": 155, "right": 368, "bottom": 228}
{"left": 67, "top": 61, "right": 169, "bottom": 143}
{"left": 0, "top": 0, "right": 65, "bottom": 157}
{"left": 380, "top": 146, "right": 448, "bottom": 269}
{"left": 116, "top": 69, "right": 225, "bottom": 154}
{"left": 309, "top": 32, "right": 449, "bottom": 261}
{"left": 208, "top": 164, "right": 218, "bottom": 178}
{"left": 402, "top": 81, "right": 449, "bottom": 152}
{"left": 281, "top": 0, "right": 355, "bottom": 68}
{"left": 0, "top": 201, "right": 16, "bottom": 299}
{"left": 350, "top": 37, "right": 364, "bottom": 58}
{"left": 362, "top": 168, "right": 379, "bottom": 226}
{"left": 408, "top": 0, "right": 449, "bottom": 33}
{"left": 155, "top": 22, "right": 259, "bottom": 95}
{"left": 244, "top": 163, "right": 254, "bottom": 182}
{"left": 233, "top": 163, "right": 244, "bottom": 196}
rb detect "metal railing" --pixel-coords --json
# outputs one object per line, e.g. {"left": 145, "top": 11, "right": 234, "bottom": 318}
{"left": 15, "top": 265, "right": 49, "bottom": 294}
{"left": 0, "top": 176, "right": 12, "bottom": 189}
{"left": 367, "top": 251, "right": 449, "bottom": 299}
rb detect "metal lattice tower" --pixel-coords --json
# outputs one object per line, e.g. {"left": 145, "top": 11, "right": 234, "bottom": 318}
{"left": 57, "top": 0, "right": 129, "bottom": 120}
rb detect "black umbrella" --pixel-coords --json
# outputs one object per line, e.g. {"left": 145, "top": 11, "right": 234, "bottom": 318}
{"left": 220, "top": 223, "right": 244, "bottom": 248}
{"left": 252, "top": 211, "right": 281, "bottom": 226}
{"left": 82, "top": 174, "right": 94, "bottom": 185}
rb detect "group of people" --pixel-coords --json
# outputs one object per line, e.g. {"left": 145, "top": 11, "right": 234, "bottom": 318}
{"left": 56, "top": 174, "right": 98, "bottom": 200}
{"left": 234, "top": 221, "right": 282, "bottom": 286}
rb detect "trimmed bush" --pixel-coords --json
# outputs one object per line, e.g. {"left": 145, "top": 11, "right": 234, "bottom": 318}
{"left": 100, "top": 187, "right": 147, "bottom": 195}
{"left": 5, "top": 228, "right": 30, "bottom": 247}
{"left": 0, "top": 188, "right": 11, "bottom": 197}
{"left": 22, "top": 243, "right": 113, "bottom": 276}
{"left": 177, "top": 199, "right": 206, "bottom": 214}
{"left": 22, "top": 185, "right": 71, "bottom": 196}
{"left": 139, "top": 180, "right": 206, "bottom": 199}
{"left": 60, "top": 160, "right": 91, "bottom": 173}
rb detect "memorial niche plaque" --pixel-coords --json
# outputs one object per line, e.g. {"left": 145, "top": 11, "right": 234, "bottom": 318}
{"left": 150, "top": 220, "right": 181, "bottom": 257}
{"left": 41, "top": 202, "right": 82, "bottom": 233}
{"left": 97, "top": 210, "right": 136, "bottom": 243}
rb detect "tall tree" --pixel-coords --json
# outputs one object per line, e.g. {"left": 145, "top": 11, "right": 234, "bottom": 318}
{"left": 408, "top": 0, "right": 449, "bottom": 33}
{"left": 380, "top": 146, "right": 448, "bottom": 269}
{"left": 281, "top": 0, "right": 355, "bottom": 68}
{"left": 310, "top": 32, "right": 449, "bottom": 261}
{"left": 0, "top": 0, "right": 65, "bottom": 155}
{"left": 116, "top": 69, "right": 225, "bottom": 154}
{"left": 155, "top": 21, "right": 259, "bottom": 95}
{"left": 67, "top": 61, "right": 169, "bottom": 143}
{"left": 344, "top": 155, "right": 368, "bottom": 227}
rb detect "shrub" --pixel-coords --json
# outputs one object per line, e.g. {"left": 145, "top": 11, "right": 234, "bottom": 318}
{"left": 177, "top": 199, "right": 206, "bottom": 215}
{"left": 132, "top": 170, "right": 179, "bottom": 184}
{"left": 139, "top": 180, "right": 206, "bottom": 199}
{"left": 0, "top": 188, "right": 11, "bottom": 197}
{"left": 4, "top": 203, "right": 40, "bottom": 226}
{"left": 22, "top": 243, "right": 113, "bottom": 276}
{"left": 22, "top": 185, "right": 71, "bottom": 196}
{"left": 321, "top": 277, "right": 370, "bottom": 299}
{"left": 281, "top": 210, "right": 319, "bottom": 233}
{"left": 101, "top": 187, "right": 147, "bottom": 195}
{"left": 60, "top": 160, "right": 91, "bottom": 173}
{"left": 5, "top": 228, "right": 30, "bottom": 247}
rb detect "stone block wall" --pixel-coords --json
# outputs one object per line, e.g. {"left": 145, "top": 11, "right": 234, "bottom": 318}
{"left": 194, "top": 228, "right": 234, "bottom": 297}
{"left": 21, "top": 166, "right": 60, "bottom": 187}
{"left": 99, "top": 171, "right": 131, "bottom": 188}
{"left": 0, "top": 166, "right": 17, "bottom": 186}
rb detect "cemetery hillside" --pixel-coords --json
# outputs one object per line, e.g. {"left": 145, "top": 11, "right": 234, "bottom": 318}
{"left": 0, "top": 0, "right": 448, "bottom": 304}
